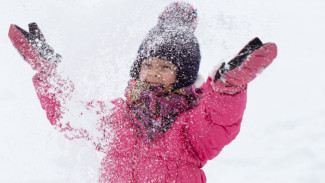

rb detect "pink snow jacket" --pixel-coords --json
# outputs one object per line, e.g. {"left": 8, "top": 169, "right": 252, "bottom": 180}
{"left": 32, "top": 70, "right": 247, "bottom": 183}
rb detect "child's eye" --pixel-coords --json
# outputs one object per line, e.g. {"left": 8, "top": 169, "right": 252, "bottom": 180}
{"left": 162, "top": 65, "right": 171, "bottom": 69}
{"left": 143, "top": 63, "right": 152, "bottom": 68}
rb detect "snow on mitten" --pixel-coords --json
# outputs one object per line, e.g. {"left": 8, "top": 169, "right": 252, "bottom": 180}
{"left": 8, "top": 23, "right": 61, "bottom": 74}
{"left": 212, "top": 37, "right": 277, "bottom": 94}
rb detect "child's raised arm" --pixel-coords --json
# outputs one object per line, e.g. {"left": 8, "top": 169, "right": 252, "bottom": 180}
{"left": 184, "top": 38, "right": 277, "bottom": 163}
{"left": 8, "top": 23, "right": 113, "bottom": 152}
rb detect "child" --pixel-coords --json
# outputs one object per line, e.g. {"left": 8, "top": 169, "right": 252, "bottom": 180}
{"left": 9, "top": 2, "right": 277, "bottom": 183}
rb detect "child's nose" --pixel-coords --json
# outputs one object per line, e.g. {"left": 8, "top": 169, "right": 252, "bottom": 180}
{"left": 148, "top": 69, "right": 161, "bottom": 78}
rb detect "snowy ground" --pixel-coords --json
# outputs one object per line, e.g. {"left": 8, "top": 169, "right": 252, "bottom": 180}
{"left": 1, "top": 0, "right": 325, "bottom": 182}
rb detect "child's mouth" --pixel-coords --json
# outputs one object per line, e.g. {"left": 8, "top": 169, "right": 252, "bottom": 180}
{"left": 150, "top": 83, "right": 162, "bottom": 86}
{"left": 147, "top": 82, "right": 165, "bottom": 89}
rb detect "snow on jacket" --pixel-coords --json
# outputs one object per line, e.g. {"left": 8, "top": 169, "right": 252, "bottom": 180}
{"left": 32, "top": 70, "right": 247, "bottom": 183}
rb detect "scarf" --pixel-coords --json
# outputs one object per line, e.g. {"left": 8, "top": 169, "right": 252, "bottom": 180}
{"left": 125, "top": 79, "right": 203, "bottom": 141}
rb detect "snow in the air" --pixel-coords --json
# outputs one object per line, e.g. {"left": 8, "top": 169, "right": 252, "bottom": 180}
{"left": 0, "top": 0, "right": 325, "bottom": 182}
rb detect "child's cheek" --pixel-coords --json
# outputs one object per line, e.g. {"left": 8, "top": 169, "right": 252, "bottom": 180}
{"left": 139, "top": 71, "right": 147, "bottom": 81}
{"left": 163, "top": 75, "right": 174, "bottom": 84}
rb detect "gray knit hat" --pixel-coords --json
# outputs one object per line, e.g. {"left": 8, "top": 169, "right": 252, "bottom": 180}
{"left": 130, "top": 2, "right": 201, "bottom": 90}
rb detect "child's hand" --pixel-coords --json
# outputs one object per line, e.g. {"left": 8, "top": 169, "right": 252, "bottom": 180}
{"left": 212, "top": 37, "right": 277, "bottom": 94}
{"left": 8, "top": 23, "right": 61, "bottom": 73}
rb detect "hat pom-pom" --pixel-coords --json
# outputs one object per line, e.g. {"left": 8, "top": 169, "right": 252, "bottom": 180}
{"left": 158, "top": 2, "right": 198, "bottom": 32}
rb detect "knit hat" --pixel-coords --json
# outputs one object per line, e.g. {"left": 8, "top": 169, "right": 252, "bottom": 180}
{"left": 130, "top": 2, "right": 201, "bottom": 90}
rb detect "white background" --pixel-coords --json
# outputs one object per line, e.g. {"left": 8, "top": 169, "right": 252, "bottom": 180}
{"left": 1, "top": 0, "right": 325, "bottom": 182}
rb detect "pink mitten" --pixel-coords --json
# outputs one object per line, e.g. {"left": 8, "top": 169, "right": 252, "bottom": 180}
{"left": 212, "top": 37, "right": 277, "bottom": 94}
{"left": 8, "top": 23, "right": 61, "bottom": 73}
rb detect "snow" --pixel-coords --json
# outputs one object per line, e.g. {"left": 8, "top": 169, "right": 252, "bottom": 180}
{"left": 1, "top": 0, "right": 325, "bottom": 182}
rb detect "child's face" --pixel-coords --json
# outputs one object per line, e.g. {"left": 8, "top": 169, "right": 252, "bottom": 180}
{"left": 139, "top": 57, "right": 177, "bottom": 93}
